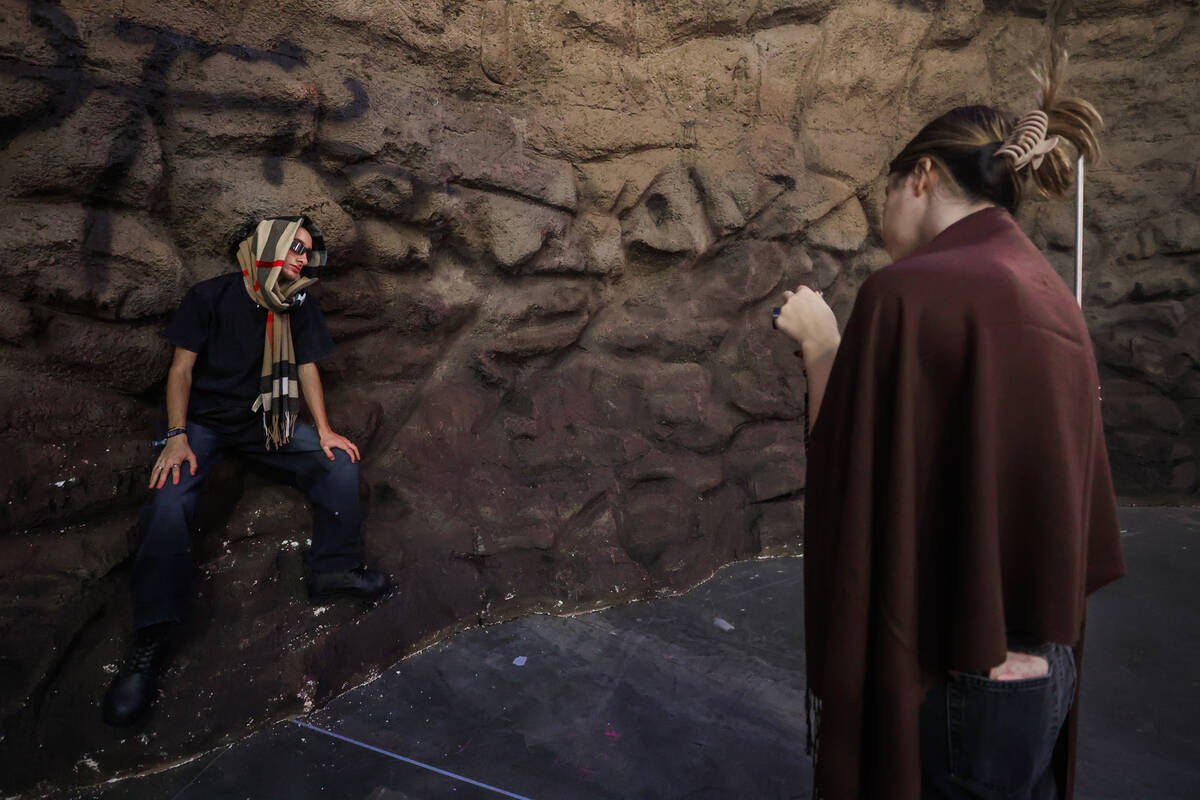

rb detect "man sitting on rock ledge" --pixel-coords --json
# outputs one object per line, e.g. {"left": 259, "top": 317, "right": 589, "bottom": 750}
{"left": 102, "top": 215, "right": 389, "bottom": 727}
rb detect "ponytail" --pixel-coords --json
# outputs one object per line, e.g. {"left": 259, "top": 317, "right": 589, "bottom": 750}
{"left": 1026, "top": 50, "right": 1103, "bottom": 199}
{"left": 888, "top": 44, "right": 1102, "bottom": 214}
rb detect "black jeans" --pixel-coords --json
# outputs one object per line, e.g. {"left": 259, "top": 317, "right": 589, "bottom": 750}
{"left": 920, "top": 644, "right": 1076, "bottom": 800}
{"left": 131, "top": 419, "right": 363, "bottom": 630}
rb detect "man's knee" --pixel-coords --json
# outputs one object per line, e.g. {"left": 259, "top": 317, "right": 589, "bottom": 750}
{"left": 292, "top": 447, "right": 359, "bottom": 497}
{"left": 322, "top": 448, "right": 359, "bottom": 479}
{"left": 136, "top": 502, "right": 193, "bottom": 562}
{"left": 138, "top": 482, "right": 200, "bottom": 539}
{"left": 301, "top": 449, "right": 361, "bottom": 516}
{"left": 143, "top": 480, "right": 200, "bottom": 517}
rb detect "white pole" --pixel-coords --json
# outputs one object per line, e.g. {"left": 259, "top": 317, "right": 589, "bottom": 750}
{"left": 1075, "top": 155, "right": 1085, "bottom": 307}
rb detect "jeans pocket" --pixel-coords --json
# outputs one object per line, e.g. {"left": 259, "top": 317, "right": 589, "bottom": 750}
{"left": 946, "top": 670, "right": 1058, "bottom": 797}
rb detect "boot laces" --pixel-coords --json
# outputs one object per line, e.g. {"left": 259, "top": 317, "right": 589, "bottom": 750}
{"left": 128, "top": 639, "right": 162, "bottom": 674}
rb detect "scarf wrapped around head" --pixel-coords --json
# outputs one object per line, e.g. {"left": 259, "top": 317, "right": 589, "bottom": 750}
{"left": 236, "top": 216, "right": 326, "bottom": 448}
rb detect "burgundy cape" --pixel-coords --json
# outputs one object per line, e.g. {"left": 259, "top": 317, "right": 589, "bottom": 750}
{"left": 803, "top": 207, "right": 1125, "bottom": 799}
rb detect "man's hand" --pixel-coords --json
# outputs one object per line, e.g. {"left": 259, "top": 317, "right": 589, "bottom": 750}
{"left": 319, "top": 429, "right": 360, "bottom": 462}
{"left": 150, "top": 435, "right": 198, "bottom": 489}
{"left": 776, "top": 286, "right": 839, "bottom": 357}
{"left": 297, "top": 363, "right": 358, "bottom": 462}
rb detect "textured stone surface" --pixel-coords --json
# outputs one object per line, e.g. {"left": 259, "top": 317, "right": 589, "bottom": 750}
{"left": 0, "top": 0, "right": 1196, "bottom": 793}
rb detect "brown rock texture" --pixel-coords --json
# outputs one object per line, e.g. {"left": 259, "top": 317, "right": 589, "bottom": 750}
{"left": 0, "top": 0, "right": 1196, "bottom": 792}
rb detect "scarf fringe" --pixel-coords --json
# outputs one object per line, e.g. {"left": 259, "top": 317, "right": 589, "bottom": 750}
{"left": 263, "top": 405, "right": 296, "bottom": 450}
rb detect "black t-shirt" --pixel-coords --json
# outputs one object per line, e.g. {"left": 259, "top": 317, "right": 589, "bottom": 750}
{"left": 164, "top": 272, "right": 335, "bottom": 434}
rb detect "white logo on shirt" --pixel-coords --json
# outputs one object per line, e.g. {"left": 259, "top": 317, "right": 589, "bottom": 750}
{"left": 294, "top": 293, "right": 307, "bottom": 306}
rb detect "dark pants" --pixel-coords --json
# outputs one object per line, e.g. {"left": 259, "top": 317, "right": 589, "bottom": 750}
{"left": 920, "top": 644, "right": 1076, "bottom": 800}
{"left": 132, "top": 419, "right": 363, "bottom": 630}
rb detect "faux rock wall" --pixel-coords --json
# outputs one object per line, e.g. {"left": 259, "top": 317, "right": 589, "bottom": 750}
{"left": 0, "top": 0, "right": 1197, "bottom": 791}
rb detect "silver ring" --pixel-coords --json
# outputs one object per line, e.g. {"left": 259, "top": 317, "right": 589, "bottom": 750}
{"left": 155, "top": 465, "right": 164, "bottom": 472}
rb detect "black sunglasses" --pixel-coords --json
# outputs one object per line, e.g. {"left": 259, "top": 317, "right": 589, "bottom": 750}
{"left": 289, "top": 239, "right": 311, "bottom": 256}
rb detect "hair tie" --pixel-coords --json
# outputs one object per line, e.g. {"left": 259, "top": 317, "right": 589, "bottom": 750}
{"left": 977, "top": 140, "right": 1004, "bottom": 174}
{"left": 995, "top": 110, "right": 1060, "bottom": 171}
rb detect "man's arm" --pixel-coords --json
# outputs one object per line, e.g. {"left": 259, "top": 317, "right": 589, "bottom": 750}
{"left": 151, "top": 347, "right": 199, "bottom": 489}
{"left": 165, "top": 347, "right": 195, "bottom": 430}
{"left": 297, "top": 361, "right": 360, "bottom": 462}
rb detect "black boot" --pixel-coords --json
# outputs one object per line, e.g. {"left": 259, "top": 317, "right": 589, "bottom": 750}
{"left": 102, "top": 623, "right": 170, "bottom": 727}
{"left": 308, "top": 566, "right": 390, "bottom": 602}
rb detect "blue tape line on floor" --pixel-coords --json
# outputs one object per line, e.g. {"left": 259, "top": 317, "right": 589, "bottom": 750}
{"left": 291, "top": 719, "right": 536, "bottom": 800}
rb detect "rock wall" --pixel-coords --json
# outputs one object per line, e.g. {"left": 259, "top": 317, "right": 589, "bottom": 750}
{"left": 0, "top": 0, "right": 1196, "bottom": 791}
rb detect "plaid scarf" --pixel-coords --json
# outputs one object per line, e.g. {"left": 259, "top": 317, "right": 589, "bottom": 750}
{"left": 236, "top": 216, "right": 326, "bottom": 448}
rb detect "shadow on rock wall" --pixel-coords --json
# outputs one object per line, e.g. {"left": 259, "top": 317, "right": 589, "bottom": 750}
{"left": 0, "top": 0, "right": 1197, "bottom": 793}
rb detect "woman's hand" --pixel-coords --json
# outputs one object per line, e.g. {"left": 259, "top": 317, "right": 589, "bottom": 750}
{"left": 775, "top": 286, "right": 841, "bottom": 432}
{"left": 150, "top": 435, "right": 198, "bottom": 489}
{"left": 776, "top": 286, "right": 839, "bottom": 357}
{"left": 988, "top": 651, "right": 1050, "bottom": 681}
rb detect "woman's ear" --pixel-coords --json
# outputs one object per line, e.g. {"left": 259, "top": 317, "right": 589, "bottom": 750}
{"left": 912, "top": 157, "right": 937, "bottom": 198}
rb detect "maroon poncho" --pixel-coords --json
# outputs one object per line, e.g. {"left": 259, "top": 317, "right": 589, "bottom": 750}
{"left": 803, "top": 207, "right": 1125, "bottom": 799}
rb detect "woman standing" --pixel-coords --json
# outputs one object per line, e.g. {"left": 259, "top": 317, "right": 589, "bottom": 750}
{"left": 775, "top": 54, "right": 1125, "bottom": 800}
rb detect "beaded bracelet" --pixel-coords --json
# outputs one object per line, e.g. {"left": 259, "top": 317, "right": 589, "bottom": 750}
{"left": 153, "top": 427, "right": 188, "bottom": 447}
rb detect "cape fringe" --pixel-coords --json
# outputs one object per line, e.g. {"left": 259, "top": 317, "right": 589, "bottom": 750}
{"left": 806, "top": 687, "right": 823, "bottom": 800}
{"left": 801, "top": 361, "right": 820, "bottom": 799}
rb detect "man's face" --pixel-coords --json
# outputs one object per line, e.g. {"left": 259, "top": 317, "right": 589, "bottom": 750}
{"left": 281, "top": 227, "right": 313, "bottom": 282}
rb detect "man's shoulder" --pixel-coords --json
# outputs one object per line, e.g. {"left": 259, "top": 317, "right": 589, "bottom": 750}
{"left": 188, "top": 272, "right": 243, "bottom": 296}
{"left": 180, "top": 272, "right": 247, "bottom": 311}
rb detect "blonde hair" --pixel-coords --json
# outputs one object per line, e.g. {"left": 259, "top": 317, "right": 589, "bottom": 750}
{"left": 888, "top": 47, "right": 1102, "bottom": 213}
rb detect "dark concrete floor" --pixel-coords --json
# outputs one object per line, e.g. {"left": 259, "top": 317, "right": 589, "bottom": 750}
{"left": 63, "top": 507, "right": 1199, "bottom": 800}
